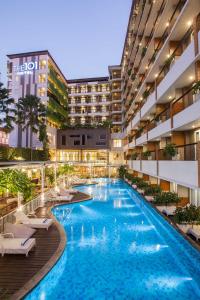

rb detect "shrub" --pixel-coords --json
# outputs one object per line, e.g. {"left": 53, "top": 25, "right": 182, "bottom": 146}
{"left": 137, "top": 180, "right": 149, "bottom": 189}
{"left": 143, "top": 150, "right": 151, "bottom": 158}
{"left": 163, "top": 143, "right": 177, "bottom": 158}
{"left": 144, "top": 185, "right": 162, "bottom": 196}
{"left": 131, "top": 152, "right": 138, "bottom": 160}
{"left": 118, "top": 166, "right": 127, "bottom": 179}
{"left": 154, "top": 192, "right": 179, "bottom": 206}
{"left": 174, "top": 205, "right": 200, "bottom": 226}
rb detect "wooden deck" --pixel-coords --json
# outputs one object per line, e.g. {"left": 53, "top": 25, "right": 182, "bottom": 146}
{"left": 0, "top": 191, "right": 92, "bottom": 300}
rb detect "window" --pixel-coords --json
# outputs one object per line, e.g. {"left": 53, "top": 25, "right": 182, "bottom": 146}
{"left": 38, "top": 87, "right": 46, "bottom": 97}
{"left": 39, "top": 60, "right": 47, "bottom": 69}
{"left": 100, "top": 134, "right": 106, "bottom": 140}
{"left": 70, "top": 135, "right": 80, "bottom": 138}
{"left": 61, "top": 135, "right": 66, "bottom": 145}
{"left": 38, "top": 74, "right": 46, "bottom": 83}
{"left": 96, "top": 141, "right": 106, "bottom": 146}
{"left": 74, "top": 140, "right": 80, "bottom": 145}
{"left": 82, "top": 134, "right": 86, "bottom": 145}
{"left": 113, "top": 139, "right": 122, "bottom": 148}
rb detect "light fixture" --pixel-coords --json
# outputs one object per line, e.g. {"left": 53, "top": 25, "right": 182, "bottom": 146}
{"left": 139, "top": 42, "right": 142, "bottom": 46}
{"left": 192, "top": 125, "right": 195, "bottom": 129}
{"left": 145, "top": 66, "right": 148, "bottom": 70}
{"left": 166, "top": 22, "right": 169, "bottom": 27}
{"left": 155, "top": 74, "right": 158, "bottom": 78}
{"left": 187, "top": 20, "right": 192, "bottom": 26}
{"left": 189, "top": 76, "right": 194, "bottom": 81}
{"left": 168, "top": 95, "right": 172, "bottom": 100}
{"left": 167, "top": 54, "right": 170, "bottom": 58}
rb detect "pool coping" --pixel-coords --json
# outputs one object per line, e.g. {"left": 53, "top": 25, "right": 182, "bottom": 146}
{"left": 11, "top": 191, "right": 93, "bottom": 300}
{"left": 125, "top": 181, "right": 200, "bottom": 253}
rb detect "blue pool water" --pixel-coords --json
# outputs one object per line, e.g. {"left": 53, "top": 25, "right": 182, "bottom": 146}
{"left": 25, "top": 178, "right": 200, "bottom": 299}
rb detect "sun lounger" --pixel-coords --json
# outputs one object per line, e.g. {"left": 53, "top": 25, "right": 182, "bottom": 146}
{"left": 132, "top": 184, "right": 137, "bottom": 189}
{"left": 14, "top": 211, "right": 53, "bottom": 230}
{"left": 4, "top": 222, "right": 36, "bottom": 238}
{"left": 50, "top": 190, "right": 73, "bottom": 201}
{"left": 145, "top": 196, "right": 154, "bottom": 202}
{"left": 162, "top": 206, "right": 177, "bottom": 216}
{"left": 187, "top": 226, "right": 200, "bottom": 240}
{"left": 137, "top": 189, "right": 145, "bottom": 195}
{"left": 0, "top": 233, "right": 36, "bottom": 256}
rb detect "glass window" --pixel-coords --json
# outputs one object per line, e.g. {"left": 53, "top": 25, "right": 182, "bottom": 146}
{"left": 61, "top": 135, "right": 66, "bottom": 145}
{"left": 38, "top": 87, "right": 46, "bottom": 97}
{"left": 39, "top": 60, "right": 47, "bottom": 69}
{"left": 38, "top": 74, "right": 46, "bottom": 83}
{"left": 113, "top": 139, "right": 122, "bottom": 148}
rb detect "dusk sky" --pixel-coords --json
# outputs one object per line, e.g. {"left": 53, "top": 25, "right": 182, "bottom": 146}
{"left": 0, "top": 0, "right": 132, "bottom": 85}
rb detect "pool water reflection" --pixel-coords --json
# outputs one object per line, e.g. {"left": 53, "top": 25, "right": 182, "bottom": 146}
{"left": 25, "top": 178, "right": 200, "bottom": 300}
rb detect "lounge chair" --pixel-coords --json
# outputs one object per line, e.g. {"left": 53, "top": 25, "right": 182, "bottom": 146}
{"left": 60, "top": 188, "right": 78, "bottom": 194}
{"left": 187, "top": 226, "right": 200, "bottom": 240}
{"left": 145, "top": 196, "right": 154, "bottom": 202}
{"left": 137, "top": 189, "right": 145, "bottom": 195}
{"left": 0, "top": 233, "right": 36, "bottom": 256}
{"left": 162, "top": 206, "right": 177, "bottom": 216}
{"left": 4, "top": 222, "right": 36, "bottom": 238}
{"left": 132, "top": 184, "right": 137, "bottom": 189}
{"left": 50, "top": 190, "right": 73, "bottom": 201}
{"left": 14, "top": 211, "right": 53, "bottom": 230}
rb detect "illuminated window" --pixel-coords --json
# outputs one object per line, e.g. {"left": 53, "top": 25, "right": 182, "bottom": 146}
{"left": 39, "top": 60, "right": 47, "bottom": 69}
{"left": 81, "top": 97, "right": 86, "bottom": 103}
{"left": 81, "top": 117, "right": 85, "bottom": 124}
{"left": 71, "top": 97, "right": 75, "bottom": 104}
{"left": 38, "top": 87, "right": 46, "bottom": 97}
{"left": 102, "top": 95, "right": 107, "bottom": 102}
{"left": 92, "top": 85, "right": 96, "bottom": 92}
{"left": 102, "top": 105, "right": 106, "bottom": 112}
{"left": 38, "top": 74, "right": 46, "bottom": 83}
{"left": 71, "top": 118, "right": 75, "bottom": 124}
{"left": 81, "top": 85, "right": 86, "bottom": 93}
{"left": 91, "top": 96, "right": 96, "bottom": 103}
{"left": 113, "top": 139, "right": 122, "bottom": 148}
{"left": 102, "top": 116, "right": 107, "bottom": 121}
{"left": 91, "top": 106, "right": 96, "bottom": 113}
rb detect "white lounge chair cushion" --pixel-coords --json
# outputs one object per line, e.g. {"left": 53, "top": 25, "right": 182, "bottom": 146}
{"left": 188, "top": 226, "right": 200, "bottom": 240}
{"left": 162, "top": 206, "right": 177, "bottom": 216}
{"left": 14, "top": 211, "right": 53, "bottom": 229}
{"left": 0, "top": 238, "right": 36, "bottom": 256}
{"left": 145, "top": 196, "right": 154, "bottom": 202}
{"left": 4, "top": 223, "right": 36, "bottom": 238}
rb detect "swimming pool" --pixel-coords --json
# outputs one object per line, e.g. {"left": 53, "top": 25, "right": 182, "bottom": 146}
{"left": 25, "top": 178, "right": 200, "bottom": 299}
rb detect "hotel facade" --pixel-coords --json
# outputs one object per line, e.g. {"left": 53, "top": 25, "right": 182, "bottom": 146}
{"left": 5, "top": 0, "right": 200, "bottom": 201}
{"left": 122, "top": 0, "right": 200, "bottom": 206}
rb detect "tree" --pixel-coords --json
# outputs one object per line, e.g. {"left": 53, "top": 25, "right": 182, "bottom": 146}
{"left": 118, "top": 165, "right": 127, "bottom": 179}
{"left": 0, "top": 169, "right": 33, "bottom": 201}
{"left": 15, "top": 95, "right": 48, "bottom": 159}
{"left": 0, "top": 82, "right": 16, "bottom": 132}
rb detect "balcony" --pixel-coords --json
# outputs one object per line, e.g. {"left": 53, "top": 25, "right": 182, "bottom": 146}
{"left": 157, "top": 38, "right": 195, "bottom": 100}
{"left": 128, "top": 143, "right": 199, "bottom": 188}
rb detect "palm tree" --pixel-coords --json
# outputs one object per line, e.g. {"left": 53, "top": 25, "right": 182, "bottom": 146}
{"left": 15, "top": 95, "right": 48, "bottom": 160}
{"left": 0, "top": 82, "right": 16, "bottom": 132}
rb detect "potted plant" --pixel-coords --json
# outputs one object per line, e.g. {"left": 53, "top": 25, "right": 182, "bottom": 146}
{"left": 131, "top": 152, "right": 138, "bottom": 160}
{"left": 154, "top": 192, "right": 179, "bottom": 206}
{"left": 118, "top": 165, "right": 127, "bottom": 179}
{"left": 143, "top": 150, "right": 151, "bottom": 160}
{"left": 141, "top": 47, "right": 147, "bottom": 58}
{"left": 143, "top": 90, "right": 150, "bottom": 99}
{"left": 144, "top": 185, "right": 162, "bottom": 196}
{"left": 174, "top": 205, "right": 200, "bottom": 228}
{"left": 193, "top": 81, "right": 200, "bottom": 102}
{"left": 163, "top": 143, "right": 177, "bottom": 159}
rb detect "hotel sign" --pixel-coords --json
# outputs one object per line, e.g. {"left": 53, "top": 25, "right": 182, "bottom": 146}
{"left": 14, "top": 61, "right": 38, "bottom": 75}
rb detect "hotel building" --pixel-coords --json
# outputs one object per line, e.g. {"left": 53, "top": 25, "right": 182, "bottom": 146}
{"left": 122, "top": 0, "right": 200, "bottom": 205}
{"left": 7, "top": 50, "right": 68, "bottom": 150}
{"left": 5, "top": 0, "right": 200, "bottom": 196}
